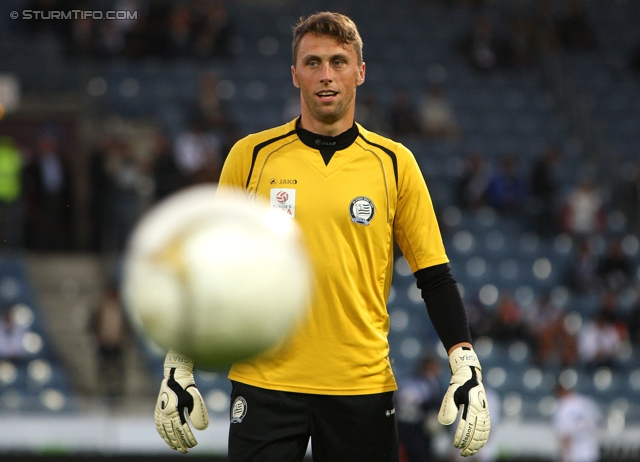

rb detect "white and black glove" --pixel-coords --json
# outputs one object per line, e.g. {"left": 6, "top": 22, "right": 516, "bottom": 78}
{"left": 155, "top": 350, "right": 209, "bottom": 454}
{"left": 439, "top": 346, "right": 491, "bottom": 457}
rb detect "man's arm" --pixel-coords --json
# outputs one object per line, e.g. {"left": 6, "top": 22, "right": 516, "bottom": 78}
{"left": 415, "top": 262, "right": 471, "bottom": 351}
{"left": 415, "top": 262, "right": 490, "bottom": 457}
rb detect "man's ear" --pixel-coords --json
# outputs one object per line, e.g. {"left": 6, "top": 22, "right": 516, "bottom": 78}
{"left": 357, "top": 62, "right": 366, "bottom": 86}
{"left": 291, "top": 65, "right": 300, "bottom": 88}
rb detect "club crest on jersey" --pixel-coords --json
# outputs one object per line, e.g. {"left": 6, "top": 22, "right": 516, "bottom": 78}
{"left": 349, "top": 196, "right": 375, "bottom": 225}
{"left": 231, "top": 396, "right": 247, "bottom": 423}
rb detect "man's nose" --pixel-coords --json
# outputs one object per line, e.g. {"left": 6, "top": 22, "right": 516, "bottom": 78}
{"left": 319, "top": 63, "right": 333, "bottom": 83}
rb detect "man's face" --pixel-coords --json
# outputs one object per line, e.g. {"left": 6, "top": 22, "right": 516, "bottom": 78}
{"left": 291, "top": 33, "right": 365, "bottom": 132}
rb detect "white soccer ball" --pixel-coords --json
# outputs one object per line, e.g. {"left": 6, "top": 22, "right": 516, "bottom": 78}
{"left": 122, "top": 184, "right": 312, "bottom": 370}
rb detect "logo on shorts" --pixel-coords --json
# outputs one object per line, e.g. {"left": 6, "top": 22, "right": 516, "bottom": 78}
{"left": 231, "top": 396, "right": 247, "bottom": 423}
{"left": 349, "top": 196, "right": 375, "bottom": 225}
{"left": 385, "top": 408, "right": 395, "bottom": 417}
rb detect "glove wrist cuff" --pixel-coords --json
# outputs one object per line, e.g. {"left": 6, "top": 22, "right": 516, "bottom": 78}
{"left": 448, "top": 346, "right": 481, "bottom": 374}
{"left": 164, "top": 349, "right": 195, "bottom": 371}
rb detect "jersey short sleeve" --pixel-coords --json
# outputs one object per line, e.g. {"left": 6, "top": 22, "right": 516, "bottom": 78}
{"left": 391, "top": 142, "right": 449, "bottom": 273}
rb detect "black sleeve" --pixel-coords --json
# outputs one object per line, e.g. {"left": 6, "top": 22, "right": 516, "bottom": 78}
{"left": 414, "top": 262, "right": 472, "bottom": 352}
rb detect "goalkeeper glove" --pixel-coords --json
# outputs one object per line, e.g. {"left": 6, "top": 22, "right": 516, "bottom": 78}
{"left": 155, "top": 350, "right": 209, "bottom": 454}
{"left": 438, "top": 346, "right": 491, "bottom": 457}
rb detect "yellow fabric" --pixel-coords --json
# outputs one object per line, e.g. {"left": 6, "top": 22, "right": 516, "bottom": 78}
{"left": 219, "top": 119, "right": 449, "bottom": 395}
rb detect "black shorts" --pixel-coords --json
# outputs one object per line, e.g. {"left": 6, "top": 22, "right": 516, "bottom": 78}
{"left": 228, "top": 381, "right": 400, "bottom": 462}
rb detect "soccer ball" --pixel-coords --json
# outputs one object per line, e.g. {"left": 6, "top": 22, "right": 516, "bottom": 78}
{"left": 121, "top": 184, "right": 312, "bottom": 370}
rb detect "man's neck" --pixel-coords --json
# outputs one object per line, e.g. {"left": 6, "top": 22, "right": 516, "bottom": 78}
{"left": 295, "top": 120, "right": 359, "bottom": 166}
{"left": 297, "top": 115, "right": 355, "bottom": 137}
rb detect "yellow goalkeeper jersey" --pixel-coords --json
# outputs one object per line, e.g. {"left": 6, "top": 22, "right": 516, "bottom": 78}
{"left": 219, "top": 118, "right": 449, "bottom": 395}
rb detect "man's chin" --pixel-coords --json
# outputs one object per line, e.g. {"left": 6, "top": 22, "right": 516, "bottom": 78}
{"left": 313, "top": 108, "right": 344, "bottom": 125}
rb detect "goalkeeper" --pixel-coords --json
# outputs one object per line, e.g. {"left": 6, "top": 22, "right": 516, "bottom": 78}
{"left": 154, "top": 10, "right": 490, "bottom": 461}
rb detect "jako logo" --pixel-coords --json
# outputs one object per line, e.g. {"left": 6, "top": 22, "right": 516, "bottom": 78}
{"left": 314, "top": 139, "right": 336, "bottom": 146}
{"left": 276, "top": 191, "right": 289, "bottom": 203}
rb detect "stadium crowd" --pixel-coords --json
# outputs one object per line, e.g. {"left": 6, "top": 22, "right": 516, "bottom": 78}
{"left": 24, "top": 0, "right": 234, "bottom": 60}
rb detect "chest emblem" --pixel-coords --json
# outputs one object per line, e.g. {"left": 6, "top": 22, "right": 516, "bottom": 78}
{"left": 349, "top": 196, "right": 375, "bottom": 225}
{"left": 270, "top": 188, "right": 296, "bottom": 217}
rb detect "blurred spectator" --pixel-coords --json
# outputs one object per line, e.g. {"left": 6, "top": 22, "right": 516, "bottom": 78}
{"left": 596, "top": 239, "right": 634, "bottom": 292}
{"left": 467, "top": 306, "right": 492, "bottom": 341}
{"left": 187, "top": 70, "right": 238, "bottom": 159}
{"left": 190, "top": 0, "right": 232, "bottom": 59}
{"left": 144, "top": 0, "right": 173, "bottom": 58}
{"left": 88, "top": 139, "right": 111, "bottom": 252}
{"left": 553, "top": 381, "right": 602, "bottom": 462}
{"left": 173, "top": 119, "right": 224, "bottom": 184}
{"left": 167, "top": 3, "right": 193, "bottom": 58}
{"left": 114, "top": 0, "right": 142, "bottom": 38}
{"left": 94, "top": 20, "right": 127, "bottom": 58}
{"left": 485, "top": 155, "right": 527, "bottom": 214}
{"left": 395, "top": 353, "right": 444, "bottom": 462}
{"left": 120, "top": 0, "right": 151, "bottom": 59}
{"left": 66, "top": 11, "right": 95, "bottom": 58}
{"left": 193, "top": 70, "right": 240, "bottom": 160}
{"left": 528, "top": 145, "right": 562, "bottom": 236}
{"left": 389, "top": 90, "right": 421, "bottom": 138}
{"left": 627, "top": 284, "right": 640, "bottom": 345}
{"left": 455, "top": 14, "right": 514, "bottom": 71}
{"left": 620, "top": 159, "right": 640, "bottom": 234}
{"left": 150, "top": 132, "right": 188, "bottom": 202}
{"left": 417, "top": 84, "right": 460, "bottom": 140}
{"left": 103, "top": 138, "right": 150, "bottom": 251}
{"left": 554, "top": 0, "right": 597, "bottom": 51}
{"left": 507, "top": 16, "right": 539, "bottom": 68}
{"left": 456, "top": 151, "right": 491, "bottom": 210}
{"left": 560, "top": 177, "right": 606, "bottom": 236}
{"left": 595, "top": 289, "right": 628, "bottom": 341}
{"left": 196, "top": 71, "right": 231, "bottom": 133}
{"left": 0, "top": 136, "right": 24, "bottom": 250}
{"left": 489, "top": 289, "right": 529, "bottom": 343}
{"left": 0, "top": 308, "right": 27, "bottom": 364}
{"left": 31, "top": 0, "right": 233, "bottom": 61}
{"left": 564, "top": 237, "right": 600, "bottom": 295}
{"left": 577, "top": 310, "right": 623, "bottom": 371}
{"left": 525, "top": 292, "right": 577, "bottom": 367}
{"left": 532, "top": 0, "right": 561, "bottom": 51}
{"left": 90, "top": 286, "right": 129, "bottom": 400}
{"left": 464, "top": 294, "right": 494, "bottom": 340}
{"left": 25, "top": 0, "right": 64, "bottom": 38}
{"left": 356, "top": 93, "right": 391, "bottom": 136}
{"left": 22, "top": 133, "right": 73, "bottom": 251}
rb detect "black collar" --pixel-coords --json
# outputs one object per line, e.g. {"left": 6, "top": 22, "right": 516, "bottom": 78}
{"left": 295, "top": 118, "right": 359, "bottom": 165}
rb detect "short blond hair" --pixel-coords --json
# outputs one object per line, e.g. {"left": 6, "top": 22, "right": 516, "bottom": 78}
{"left": 292, "top": 12, "right": 364, "bottom": 65}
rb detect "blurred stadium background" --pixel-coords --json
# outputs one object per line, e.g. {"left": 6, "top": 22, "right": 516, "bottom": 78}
{"left": 0, "top": 0, "right": 639, "bottom": 460}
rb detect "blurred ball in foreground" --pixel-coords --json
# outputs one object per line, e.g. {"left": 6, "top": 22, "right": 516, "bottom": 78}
{"left": 122, "top": 185, "right": 312, "bottom": 370}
